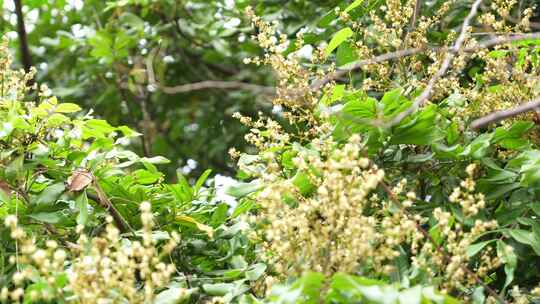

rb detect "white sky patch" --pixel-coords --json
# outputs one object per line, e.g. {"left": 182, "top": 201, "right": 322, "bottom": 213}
{"left": 212, "top": 174, "right": 238, "bottom": 207}
{"left": 67, "top": 0, "right": 84, "bottom": 11}
{"left": 223, "top": 17, "right": 241, "bottom": 29}
{"left": 184, "top": 123, "right": 199, "bottom": 133}
{"left": 187, "top": 159, "right": 198, "bottom": 170}
{"left": 295, "top": 44, "right": 313, "bottom": 60}
{"left": 224, "top": 0, "right": 235, "bottom": 10}
{"left": 6, "top": 31, "right": 18, "bottom": 40}
{"left": 27, "top": 8, "right": 39, "bottom": 23}
{"left": 272, "top": 105, "right": 283, "bottom": 114}
{"left": 71, "top": 24, "right": 93, "bottom": 39}
{"left": 3, "top": 0, "right": 14, "bottom": 11}
{"left": 163, "top": 55, "right": 175, "bottom": 63}
{"left": 9, "top": 14, "right": 17, "bottom": 26}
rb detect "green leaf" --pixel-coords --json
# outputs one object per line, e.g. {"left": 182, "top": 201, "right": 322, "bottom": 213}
{"left": 202, "top": 283, "right": 236, "bottom": 296}
{"left": 508, "top": 229, "right": 540, "bottom": 255}
{"left": 28, "top": 211, "right": 62, "bottom": 224}
{"left": 336, "top": 42, "right": 357, "bottom": 67}
{"left": 132, "top": 169, "right": 162, "bottom": 184}
{"left": 246, "top": 263, "right": 266, "bottom": 281}
{"left": 34, "top": 183, "right": 65, "bottom": 205}
{"left": 226, "top": 181, "right": 262, "bottom": 198}
{"left": 467, "top": 240, "right": 494, "bottom": 258}
{"left": 5, "top": 155, "right": 24, "bottom": 182}
{"left": 75, "top": 191, "right": 89, "bottom": 226}
{"left": 176, "top": 215, "right": 214, "bottom": 238}
{"left": 155, "top": 287, "right": 191, "bottom": 304}
{"left": 447, "top": 122, "right": 459, "bottom": 145}
{"left": 390, "top": 105, "right": 440, "bottom": 145}
{"left": 471, "top": 287, "right": 485, "bottom": 304}
{"left": 460, "top": 133, "right": 493, "bottom": 159}
{"left": 292, "top": 171, "right": 315, "bottom": 196}
{"left": 269, "top": 272, "right": 325, "bottom": 303}
{"left": 320, "top": 84, "right": 345, "bottom": 105}
{"left": 0, "top": 121, "right": 14, "bottom": 139}
{"left": 194, "top": 169, "right": 212, "bottom": 195}
{"left": 55, "top": 103, "right": 81, "bottom": 113}
{"left": 531, "top": 203, "right": 540, "bottom": 216}
{"left": 488, "top": 50, "right": 508, "bottom": 58}
{"left": 232, "top": 199, "right": 255, "bottom": 218}
{"left": 398, "top": 286, "right": 422, "bottom": 304}
{"left": 140, "top": 156, "right": 170, "bottom": 164}
{"left": 497, "top": 240, "right": 517, "bottom": 290}
{"left": 325, "top": 27, "right": 354, "bottom": 57}
{"left": 231, "top": 255, "right": 248, "bottom": 269}
{"left": 344, "top": 0, "right": 366, "bottom": 13}
{"left": 381, "top": 88, "right": 410, "bottom": 117}
{"left": 47, "top": 113, "right": 69, "bottom": 126}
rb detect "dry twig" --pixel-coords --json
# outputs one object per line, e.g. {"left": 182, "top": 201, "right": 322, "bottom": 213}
{"left": 470, "top": 96, "right": 540, "bottom": 129}
{"left": 311, "top": 33, "right": 540, "bottom": 91}
{"left": 145, "top": 48, "right": 274, "bottom": 96}
{"left": 385, "top": 0, "right": 483, "bottom": 127}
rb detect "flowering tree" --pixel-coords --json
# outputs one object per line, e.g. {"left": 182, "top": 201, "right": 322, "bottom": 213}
{"left": 1, "top": 0, "right": 540, "bottom": 303}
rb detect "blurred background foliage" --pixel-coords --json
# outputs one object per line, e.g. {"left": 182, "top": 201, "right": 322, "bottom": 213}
{"left": 1, "top": 0, "right": 346, "bottom": 178}
{"left": 5, "top": 0, "right": 538, "bottom": 178}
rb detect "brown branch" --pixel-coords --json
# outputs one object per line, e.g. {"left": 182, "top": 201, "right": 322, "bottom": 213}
{"left": 479, "top": 2, "right": 540, "bottom": 30}
{"left": 410, "top": 0, "right": 422, "bottom": 31}
{"left": 470, "top": 96, "right": 540, "bottom": 129}
{"left": 14, "top": 0, "right": 32, "bottom": 72}
{"left": 385, "top": 0, "right": 483, "bottom": 128}
{"left": 360, "top": 0, "right": 480, "bottom": 129}
{"left": 379, "top": 181, "right": 508, "bottom": 303}
{"left": 90, "top": 181, "right": 134, "bottom": 235}
{"left": 145, "top": 48, "right": 274, "bottom": 96}
{"left": 311, "top": 32, "right": 540, "bottom": 91}
{"left": 503, "top": 14, "right": 540, "bottom": 30}
{"left": 159, "top": 80, "right": 275, "bottom": 95}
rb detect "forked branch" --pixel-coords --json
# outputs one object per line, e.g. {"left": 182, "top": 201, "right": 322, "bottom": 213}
{"left": 471, "top": 96, "right": 540, "bottom": 129}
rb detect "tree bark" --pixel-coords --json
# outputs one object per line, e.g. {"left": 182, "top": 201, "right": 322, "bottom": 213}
{"left": 14, "top": 0, "right": 32, "bottom": 72}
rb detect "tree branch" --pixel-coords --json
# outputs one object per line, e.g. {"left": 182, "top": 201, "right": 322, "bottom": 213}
{"left": 410, "top": 0, "right": 422, "bottom": 31}
{"left": 159, "top": 80, "right": 275, "bottom": 95}
{"left": 311, "top": 32, "right": 540, "bottom": 91}
{"left": 14, "top": 0, "right": 32, "bottom": 72}
{"left": 383, "top": 0, "right": 483, "bottom": 127}
{"left": 145, "top": 48, "right": 274, "bottom": 96}
{"left": 90, "top": 180, "right": 135, "bottom": 235}
{"left": 470, "top": 96, "right": 540, "bottom": 129}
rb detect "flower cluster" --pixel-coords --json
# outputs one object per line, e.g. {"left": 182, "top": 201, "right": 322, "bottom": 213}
{"left": 1, "top": 202, "right": 184, "bottom": 303}
{"left": 250, "top": 135, "right": 419, "bottom": 278}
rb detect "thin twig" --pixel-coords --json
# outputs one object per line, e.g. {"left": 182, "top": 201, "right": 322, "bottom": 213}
{"left": 410, "top": 0, "right": 422, "bottom": 31}
{"left": 145, "top": 48, "right": 274, "bottom": 96}
{"left": 384, "top": 0, "right": 483, "bottom": 127}
{"left": 470, "top": 96, "right": 540, "bottom": 129}
{"left": 90, "top": 181, "right": 135, "bottom": 235}
{"left": 159, "top": 80, "right": 275, "bottom": 95}
{"left": 479, "top": 2, "right": 540, "bottom": 30}
{"left": 379, "top": 181, "right": 508, "bottom": 303}
{"left": 312, "top": 32, "right": 540, "bottom": 91}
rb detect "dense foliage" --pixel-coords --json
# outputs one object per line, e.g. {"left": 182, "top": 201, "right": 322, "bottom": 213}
{"left": 2, "top": 0, "right": 540, "bottom": 303}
